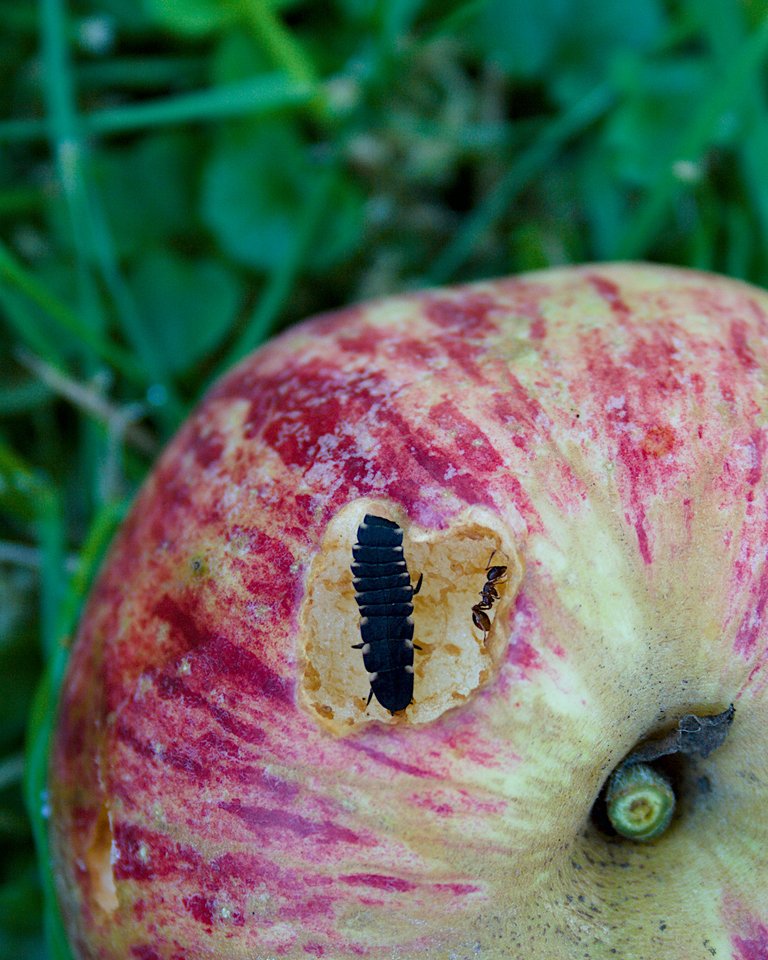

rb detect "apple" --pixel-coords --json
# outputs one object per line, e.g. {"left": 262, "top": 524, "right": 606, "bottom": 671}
{"left": 50, "top": 263, "right": 768, "bottom": 959}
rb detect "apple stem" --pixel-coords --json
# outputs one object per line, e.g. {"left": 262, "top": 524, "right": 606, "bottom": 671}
{"left": 605, "top": 762, "right": 675, "bottom": 841}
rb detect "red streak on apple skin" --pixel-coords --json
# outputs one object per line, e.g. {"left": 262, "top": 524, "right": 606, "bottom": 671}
{"left": 408, "top": 787, "right": 507, "bottom": 818}
{"left": 436, "top": 883, "right": 481, "bottom": 897}
{"left": 730, "top": 319, "right": 759, "bottom": 371}
{"left": 114, "top": 817, "right": 345, "bottom": 934}
{"left": 373, "top": 404, "right": 499, "bottom": 513}
{"left": 733, "top": 549, "right": 768, "bottom": 658}
{"left": 303, "top": 943, "right": 326, "bottom": 957}
{"left": 153, "top": 594, "right": 293, "bottom": 704}
{"left": 732, "top": 924, "right": 768, "bottom": 959}
{"left": 430, "top": 400, "right": 503, "bottom": 472}
{"left": 219, "top": 799, "right": 363, "bottom": 846}
{"left": 746, "top": 429, "right": 765, "bottom": 490}
{"left": 588, "top": 273, "right": 631, "bottom": 324}
{"left": 337, "top": 326, "right": 389, "bottom": 356}
{"left": 340, "top": 874, "right": 418, "bottom": 893}
{"left": 113, "top": 822, "right": 202, "bottom": 882}
{"left": 581, "top": 321, "right": 701, "bottom": 565}
{"left": 155, "top": 675, "right": 267, "bottom": 746}
{"left": 443, "top": 725, "right": 518, "bottom": 770}
{"left": 131, "top": 946, "right": 161, "bottom": 960}
{"left": 682, "top": 496, "right": 694, "bottom": 539}
{"left": 432, "top": 331, "right": 490, "bottom": 383}
{"left": 425, "top": 292, "right": 498, "bottom": 335}
{"left": 506, "top": 637, "right": 542, "bottom": 672}
{"left": 116, "top": 719, "right": 207, "bottom": 780}
{"left": 258, "top": 366, "right": 384, "bottom": 466}
{"left": 529, "top": 314, "right": 546, "bottom": 340}
{"left": 501, "top": 592, "right": 544, "bottom": 680}
{"left": 417, "top": 798, "right": 453, "bottom": 816}
{"left": 347, "top": 741, "right": 440, "bottom": 780}
{"left": 193, "top": 431, "right": 225, "bottom": 469}
{"left": 391, "top": 335, "right": 439, "bottom": 366}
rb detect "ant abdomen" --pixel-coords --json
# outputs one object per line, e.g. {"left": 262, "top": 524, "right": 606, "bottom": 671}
{"left": 471, "top": 551, "right": 508, "bottom": 642}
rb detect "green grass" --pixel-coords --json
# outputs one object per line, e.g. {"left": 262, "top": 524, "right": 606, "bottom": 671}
{"left": 2, "top": 0, "right": 768, "bottom": 956}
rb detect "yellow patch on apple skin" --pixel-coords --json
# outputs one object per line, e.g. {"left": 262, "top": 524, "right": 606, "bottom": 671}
{"left": 297, "top": 501, "right": 523, "bottom": 735}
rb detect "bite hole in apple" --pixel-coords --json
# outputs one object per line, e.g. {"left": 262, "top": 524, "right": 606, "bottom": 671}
{"left": 591, "top": 705, "right": 735, "bottom": 842}
{"left": 297, "top": 502, "right": 523, "bottom": 735}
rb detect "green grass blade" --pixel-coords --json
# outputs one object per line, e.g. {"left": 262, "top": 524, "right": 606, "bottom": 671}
{"left": 424, "top": 82, "right": 614, "bottom": 285}
{"left": 82, "top": 182, "right": 186, "bottom": 430}
{"left": 0, "top": 240, "right": 147, "bottom": 384}
{"left": 216, "top": 162, "right": 337, "bottom": 374}
{"left": 20, "top": 477, "right": 74, "bottom": 960}
{"left": 87, "top": 74, "right": 316, "bottom": 135}
{"left": 23, "top": 495, "right": 127, "bottom": 960}
{"left": 76, "top": 56, "right": 205, "bottom": 90}
{"left": 57, "top": 496, "right": 130, "bottom": 640}
{"left": 36, "top": 494, "right": 66, "bottom": 661}
{"left": 617, "top": 17, "right": 768, "bottom": 259}
{"left": 0, "top": 74, "right": 318, "bottom": 143}
{"left": 24, "top": 651, "right": 76, "bottom": 960}
{"left": 0, "top": 285, "right": 65, "bottom": 366}
{"left": 0, "top": 439, "right": 57, "bottom": 522}
{"left": 242, "top": 0, "right": 318, "bottom": 88}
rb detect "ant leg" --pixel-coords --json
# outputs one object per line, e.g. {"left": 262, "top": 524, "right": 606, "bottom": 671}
{"left": 366, "top": 688, "right": 374, "bottom": 707}
{"left": 412, "top": 572, "right": 424, "bottom": 596}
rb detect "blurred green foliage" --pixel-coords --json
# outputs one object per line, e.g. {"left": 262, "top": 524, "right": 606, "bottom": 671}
{"left": 2, "top": 0, "right": 768, "bottom": 956}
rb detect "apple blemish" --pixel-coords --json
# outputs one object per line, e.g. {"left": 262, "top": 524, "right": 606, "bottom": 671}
{"left": 298, "top": 501, "right": 523, "bottom": 734}
{"left": 84, "top": 802, "right": 118, "bottom": 914}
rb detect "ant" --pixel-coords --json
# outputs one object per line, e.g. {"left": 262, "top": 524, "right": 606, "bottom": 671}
{"left": 471, "top": 550, "right": 508, "bottom": 642}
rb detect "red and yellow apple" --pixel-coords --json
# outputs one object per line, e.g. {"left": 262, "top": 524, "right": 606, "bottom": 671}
{"left": 50, "top": 263, "right": 768, "bottom": 959}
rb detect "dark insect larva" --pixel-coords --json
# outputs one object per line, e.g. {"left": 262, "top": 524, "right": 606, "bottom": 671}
{"left": 351, "top": 514, "right": 422, "bottom": 713}
{"left": 471, "top": 551, "right": 508, "bottom": 642}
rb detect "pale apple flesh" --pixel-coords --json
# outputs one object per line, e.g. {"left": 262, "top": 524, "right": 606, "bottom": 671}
{"left": 50, "top": 264, "right": 768, "bottom": 959}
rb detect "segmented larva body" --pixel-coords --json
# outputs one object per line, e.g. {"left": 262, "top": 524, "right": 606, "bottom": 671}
{"left": 350, "top": 514, "right": 422, "bottom": 713}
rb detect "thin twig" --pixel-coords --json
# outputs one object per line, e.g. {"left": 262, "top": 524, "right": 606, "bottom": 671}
{"left": 15, "top": 349, "right": 157, "bottom": 456}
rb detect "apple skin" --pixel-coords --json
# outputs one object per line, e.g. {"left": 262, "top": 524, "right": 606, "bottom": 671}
{"left": 50, "top": 263, "right": 768, "bottom": 959}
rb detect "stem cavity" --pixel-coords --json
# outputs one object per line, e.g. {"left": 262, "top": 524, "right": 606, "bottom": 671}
{"left": 598, "top": 704, "right": 735, "bottom": 843}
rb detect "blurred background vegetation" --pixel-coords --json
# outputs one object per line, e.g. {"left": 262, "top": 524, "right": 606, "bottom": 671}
{"left": 2, "top": 0, "right": 768, "bottom": 956}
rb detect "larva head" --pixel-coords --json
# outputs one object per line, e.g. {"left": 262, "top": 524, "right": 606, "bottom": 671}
{"left": 51, "top": 264, "right": 768, "bottom": 959}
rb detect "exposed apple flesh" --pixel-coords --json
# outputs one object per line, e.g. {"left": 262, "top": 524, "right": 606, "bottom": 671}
{"left": 50, "top": 264, "right": 768, "bottom": 959}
